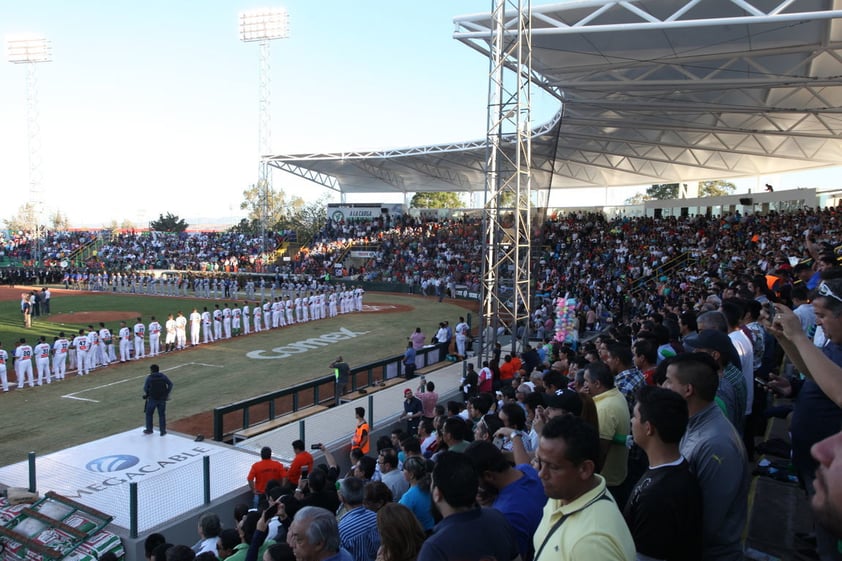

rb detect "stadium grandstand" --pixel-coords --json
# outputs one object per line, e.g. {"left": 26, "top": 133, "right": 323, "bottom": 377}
{"left": 4, "top": 1, "right": 842, "bottom": 560}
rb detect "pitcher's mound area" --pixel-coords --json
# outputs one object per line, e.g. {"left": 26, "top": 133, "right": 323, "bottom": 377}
{"left": 361, "top": 302, "right": 412, "bottom": 313}
{"left": 51, "top": 311, "right": 140, "bottom": 324}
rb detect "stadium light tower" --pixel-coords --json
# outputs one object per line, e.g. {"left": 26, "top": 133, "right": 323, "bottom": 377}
{"left": 240, "top": 8, "right": 289, "bottom": 260}
{"left": 7, "top": 34, "right": 51, "bottom": 265}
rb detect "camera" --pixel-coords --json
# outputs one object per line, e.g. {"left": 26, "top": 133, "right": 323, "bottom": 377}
{"left": 311, "top": 443, "right": 321, "bottom": 450}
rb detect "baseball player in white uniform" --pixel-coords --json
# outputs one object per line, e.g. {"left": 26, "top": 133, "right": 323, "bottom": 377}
{"left": 165, "top": 314, "right": 177, "bottom": 353}
{"left": 253, "top": 304, "right": 263, "bottom": 333}
{"left": 73, "top": 330, "right": 90, "bottom": 375}
{"left": 222, "top": 304, "right": 232, "bottom": 339}
{"left": 133, "top": 318, "right": 146, "bottom": 359}
{"left": 146, "top": 317, "right": 160, "bottom": 356}
{"left": 232, "top": 306, "right": 242, "bottom": 335}
{"left": 99, "top": 323, "right": 115, "bottom": 364}
{"left": 285, "top": 296, "right": 295, "bottom": 325}
{"left": 14, "top": 339, "right": 34, "bottom": 388}
{"left": 34, "top": 336, "right": 52, "bottom": 385}
{"left": 262, "top": 300, "right": 272, "bottom": 330}
{"left": 85, "top": 327, "right": 100, "bottom": 372}
{"left": 202, "top": 307, "right": 213, "bottom": 343}
{"left": 175, "top": 311, "right": 188, "bottom": 349}
{"left": 242, "top": 302, "right": 251, "bottom": 335}
{"left": 52, "top": 332, "right": 70, "bottom": 380}
{"left": 213, "top": 305, "right": 223, "bottom": 340}
{"left": 0, "top": 341, "right": 8, "bottom": 392}
{"left": 190, "top": 308, "right": 202, "bottom": 345}
{"left": 118, "top": 321, "right": 132, "bottom": 362}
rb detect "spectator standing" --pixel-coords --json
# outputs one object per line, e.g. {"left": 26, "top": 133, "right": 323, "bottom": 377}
{"left": 464, "top": 440, "right": 547, "bottom": 560}
{"left": 416, "top": 380, "right": 438, "bottom": 422}
{"left": 409, "top": 328, "right": 426, "bottom": 351}
{"left": 581, "top": 362, "right": 630, "bottom": 499}
{"left": 247, "top": 447, "right": 286, "bottom": 509}
{"left": 533, "top": 415, "right": 635, "bottom": 561}
{"left": 288, "top": 440, "right": 315, "bottom": 488}
{"left": 663, "top": 353, "right": 748, "bottom": 561}
{"left": 403, "top": 342, "right": 417, "bottom": 379}
{"left": 624, "top": 386, "right": 703, "bottom": 561}
{"left": 401, "top": 389, "right": 423, "bottom": 435}
{"left": 418, "top": 451, "right": 519, "bottom": 561}
{"left": 351, "top": 407, "right": 371, "bottom": 455}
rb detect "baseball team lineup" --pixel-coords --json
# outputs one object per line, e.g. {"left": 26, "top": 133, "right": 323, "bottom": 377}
{"left": 0, "top": 283, "right": 366, "bottom": 392}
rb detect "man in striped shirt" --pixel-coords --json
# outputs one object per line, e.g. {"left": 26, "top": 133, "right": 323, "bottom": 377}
{"left": 337, "top": 477, "right": 380, "bottom": 561}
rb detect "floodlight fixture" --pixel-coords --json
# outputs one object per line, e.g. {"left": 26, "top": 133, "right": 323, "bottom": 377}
{"left": 239, "top": 8, "right": 289, "bottom": 42}
{"left": 240, "top": 7, "right": 289, "bottom": 258}
{"left": 6, "top": 35, "right": 51, "bottom": 64}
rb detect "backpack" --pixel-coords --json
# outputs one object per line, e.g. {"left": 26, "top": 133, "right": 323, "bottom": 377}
{"left": 148, "top": 376, "right": 169, "bottom": 400}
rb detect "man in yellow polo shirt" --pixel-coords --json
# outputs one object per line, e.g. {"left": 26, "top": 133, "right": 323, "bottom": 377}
{"left": 533, "top": 415, "right": 635, "bottom": 561}
{"left": 582, "top": 362, "right": 630, "bottom": 497}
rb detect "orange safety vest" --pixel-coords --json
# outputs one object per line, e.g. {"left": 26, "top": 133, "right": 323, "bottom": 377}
{"left": 352, "top": 421, "right": 370, "bottom": 454}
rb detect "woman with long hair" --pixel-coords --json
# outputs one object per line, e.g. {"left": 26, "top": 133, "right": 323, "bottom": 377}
{"left": 398, "top": 456, "right": 435, "bottom": 533}
{"left": 375, "top": 503, "right": 426, "bottom": 561}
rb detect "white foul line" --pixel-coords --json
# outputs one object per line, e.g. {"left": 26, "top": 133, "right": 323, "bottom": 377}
{"left": 60, "top": 362, "right": 221, "bottom": 402}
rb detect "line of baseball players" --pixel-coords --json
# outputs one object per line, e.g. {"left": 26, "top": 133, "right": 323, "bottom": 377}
{"left": 0, "top": 287, "right": 365, "bottom": 392}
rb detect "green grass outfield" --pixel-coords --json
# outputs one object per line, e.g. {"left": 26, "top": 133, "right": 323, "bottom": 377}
{"left": 0, "top": 289, "right": 472, "bottom": 467}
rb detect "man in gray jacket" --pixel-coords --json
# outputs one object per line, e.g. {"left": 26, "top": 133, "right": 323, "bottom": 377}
{"left": 663, "top": 352, "right": 749, "bottom": 561}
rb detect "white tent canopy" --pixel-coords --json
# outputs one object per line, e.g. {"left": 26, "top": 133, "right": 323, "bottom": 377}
{"left": 268, "top": 0, "right": 842, "bottom": 196}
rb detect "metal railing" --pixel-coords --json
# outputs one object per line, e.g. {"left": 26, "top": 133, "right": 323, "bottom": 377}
{"left": 212, "top": 345, "right": 442, "bottom": 441}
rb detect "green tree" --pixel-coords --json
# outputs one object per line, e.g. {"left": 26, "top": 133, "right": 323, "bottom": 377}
{"left": 646, "top": 183, "right": 680, "bottom": 199}
{"left": 410, "top": 191, "right": 464, "bottom": 208}
{"left": 149, "top": 212, "right": 188, "bottom": 233}
{"left": 624, "top": 192, "right": 651, "bottom": 205}
{"left": 698, "top": 180, "right": 736, "bottom": 197}
{"left": 49, "top": 210, "right": 70, "bottom": 231}
{"left": 4, "top": 202, "right": 38, "bottom": 233}
{"left": 279, "top": 197, "right": 328, "bottom": 247}
{"left": 240, "top": 183, "right": 305, "bottom": 226}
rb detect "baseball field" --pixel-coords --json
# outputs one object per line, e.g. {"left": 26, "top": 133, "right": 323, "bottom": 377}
{"left": 0, "top": 286, "right": 475, "bottom": 467}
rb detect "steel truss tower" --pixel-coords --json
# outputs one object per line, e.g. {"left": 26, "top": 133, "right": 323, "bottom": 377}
{"left": 240, "top": 8, "right": 289, "bottom": 259}
{"left": 479, "top": 0, "right": 532, "bottom": 358}
{"left": 7, "top": 35, "right": 51, "bottom": 265}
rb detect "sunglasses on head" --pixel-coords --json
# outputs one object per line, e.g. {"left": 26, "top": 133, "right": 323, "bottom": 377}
{"left": 819, "top": 282, "right": 842, "bottom": 304}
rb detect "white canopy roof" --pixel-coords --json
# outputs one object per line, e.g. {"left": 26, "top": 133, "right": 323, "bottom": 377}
{"left": 268, "top": 0, "right": 842, "bottom": 195}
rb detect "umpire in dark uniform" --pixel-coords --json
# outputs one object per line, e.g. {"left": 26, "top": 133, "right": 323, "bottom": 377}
{"left": 143, "top": 364, "right": 173, "bottom": 436}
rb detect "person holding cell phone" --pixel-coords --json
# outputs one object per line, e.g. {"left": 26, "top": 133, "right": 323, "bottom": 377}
{"left": 287, "top": 440, "right": 315, "bottom": 488}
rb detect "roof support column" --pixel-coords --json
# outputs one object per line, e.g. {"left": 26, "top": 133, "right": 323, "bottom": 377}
{"left": 479, "top": 0, "right": 533, "bottom": 360}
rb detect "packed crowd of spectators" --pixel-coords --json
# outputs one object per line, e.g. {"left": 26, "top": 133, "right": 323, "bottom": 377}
{"left": 293, "top": 214, "right": 483, "bottom": 290}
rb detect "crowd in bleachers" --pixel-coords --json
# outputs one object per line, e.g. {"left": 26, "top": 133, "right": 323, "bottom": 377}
{"left": 294, "top": 214, "right": 483, "bottom": 289}
{"left": 8, "top": 206, "right": 842, "bottom": 559}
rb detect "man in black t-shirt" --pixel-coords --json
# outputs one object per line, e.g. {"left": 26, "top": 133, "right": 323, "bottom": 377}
{"left": 624, "top": 385, "right": 702, "bottom": 561}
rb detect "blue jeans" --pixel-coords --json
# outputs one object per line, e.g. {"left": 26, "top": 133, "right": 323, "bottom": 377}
{"left": 145, "top": 399, "right": 167, "bottom": 434}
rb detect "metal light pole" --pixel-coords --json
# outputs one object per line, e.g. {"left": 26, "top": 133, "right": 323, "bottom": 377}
{"left": 240, "top": 8, "right": 289, "bottom": 261}
{"left": 7, "top": 35, "right": 52, "bottom": 266}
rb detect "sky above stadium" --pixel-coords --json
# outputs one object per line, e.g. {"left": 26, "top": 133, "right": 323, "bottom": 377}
{"left": 1, "top": 1, "right": 839, "bottom": 229}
